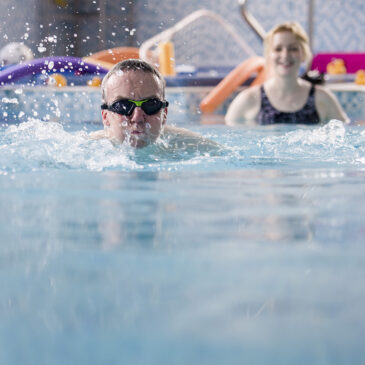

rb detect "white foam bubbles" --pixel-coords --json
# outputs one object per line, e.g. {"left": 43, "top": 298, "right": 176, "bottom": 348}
{"left": 0, "top": 119, "right": 143, "bottom": 172}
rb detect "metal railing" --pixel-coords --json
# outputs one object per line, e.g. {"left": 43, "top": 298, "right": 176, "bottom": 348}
{"left": 238, "top": 0, "right": 266, "bottom": 41}
{"left": 238, "top": 0, "right": 315, "bottom": 49}
{"left": 139, "top": 9, "right": 257, "bottom": 64}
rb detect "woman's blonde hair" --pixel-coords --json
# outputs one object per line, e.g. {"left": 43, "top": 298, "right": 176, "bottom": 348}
{"left": 264, "top": 22, "right": 312, "bottom": 68}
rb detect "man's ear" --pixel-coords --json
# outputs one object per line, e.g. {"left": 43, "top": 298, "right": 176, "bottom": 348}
{"left": 102, "top": 110, "right": 110, "bottom": 127}
{"left": 162, "top": 107, "right": 168, "bottom": 125}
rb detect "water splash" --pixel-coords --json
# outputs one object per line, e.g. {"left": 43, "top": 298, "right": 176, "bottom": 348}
{"left": 1, "top": 119, "right": 365, "bottom": 173}
{"left": 0, "top": 120, "right": 219, "bottom": 173}
{"left": 249, "top": 120, "right": 365, "bottom": 167}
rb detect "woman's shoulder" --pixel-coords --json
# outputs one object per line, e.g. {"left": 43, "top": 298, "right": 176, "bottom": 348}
{"left": 314, "top": 84, "right": 342, "bottom": 108}
{"left": 229, "top": 84, "right": 262, "bottom": 108}
{"left": 314, "top": 84, "right": 335, "bottom": 98}
{"left": 313, "top": 85, "right": 350, "bottom": 123}
{"left": 240, "top": 84, "right": 262, "bottom": 99}
{"left": 225, "top": 85, "right": 261, "bottom": 125}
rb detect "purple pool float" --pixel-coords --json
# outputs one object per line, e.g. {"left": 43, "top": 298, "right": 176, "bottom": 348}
{"left": 0, "top": 56, "right": 109, "bottom": 85}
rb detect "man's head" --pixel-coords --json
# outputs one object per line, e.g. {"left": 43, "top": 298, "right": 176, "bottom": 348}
{"left": 101, "top": 59, "right": 168, "bottom": 148}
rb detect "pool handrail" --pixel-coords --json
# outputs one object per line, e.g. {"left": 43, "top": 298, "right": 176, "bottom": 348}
{"left": 139, "top": 9, "right": 257, "bottom": 66}
{"left": 238, "top": 0, "right": 266, "bottom": 41}
{"left": 239, "top": 0, "right": 316, "bottom": 50}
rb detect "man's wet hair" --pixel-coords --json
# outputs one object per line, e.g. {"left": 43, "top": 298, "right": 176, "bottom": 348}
{"left": 101, "top": 59, "right": 166, "bottom": 102}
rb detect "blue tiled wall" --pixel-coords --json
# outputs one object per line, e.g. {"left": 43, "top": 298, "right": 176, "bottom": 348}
{"left": 313, "top": 0, "right": 365, "bottom": 52}
{"left": 0, "top": 0, "right": 364, "bottom": 59}
{"left": 133, "top": 0, "right": 364, "bottom": 67}
{"left": 132, "top": 0, "right": 310, "bottom": 67}
{"left": 134, "top": 0, "right": 365, "bottom": 54}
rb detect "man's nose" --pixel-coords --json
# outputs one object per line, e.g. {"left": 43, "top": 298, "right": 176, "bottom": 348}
{"left": 130, "top": 106, "right": 145, "bottom": 123}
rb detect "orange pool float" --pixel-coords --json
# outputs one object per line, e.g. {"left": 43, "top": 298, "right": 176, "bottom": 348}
{"left": 200, "top": 56, "right": 268, "bottom": 114}
{"left": 83, "top": 47, "right": 141, "bottom": 70}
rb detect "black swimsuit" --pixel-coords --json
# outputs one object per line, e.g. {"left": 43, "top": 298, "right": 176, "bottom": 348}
{"left": 257, "top": 85, "right": 320, "bottom": 125}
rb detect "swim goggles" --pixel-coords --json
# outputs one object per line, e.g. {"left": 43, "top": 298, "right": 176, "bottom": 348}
{"left": 101, "top": 98, "right": 169, "bottom": 116}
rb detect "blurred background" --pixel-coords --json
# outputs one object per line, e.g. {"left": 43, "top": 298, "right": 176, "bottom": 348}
{"left": 0, "top": 0, "right": 364, "bottom": 64}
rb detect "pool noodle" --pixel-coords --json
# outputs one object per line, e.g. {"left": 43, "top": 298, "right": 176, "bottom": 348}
{"left": 0, "top": 56, "right": 109, "bottom": 84}
{"left": 200, "top": 56, "right": 267, "bottom": 114}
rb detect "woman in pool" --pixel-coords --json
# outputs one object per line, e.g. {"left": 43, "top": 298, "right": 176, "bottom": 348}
{"left": 225, "top": 22, "right": 349, "bottom": 125}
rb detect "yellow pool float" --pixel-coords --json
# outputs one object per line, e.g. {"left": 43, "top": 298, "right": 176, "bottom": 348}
{"left": 326, "top": 58, "right": 347, "bottom": 75}
{"left": 355, "top": 70, "right": 365, "bottom": 85}
{"left": 47, "top": 73, "right": 67, "bottom": 87}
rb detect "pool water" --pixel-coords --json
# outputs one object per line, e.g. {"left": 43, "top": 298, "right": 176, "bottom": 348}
{"left": 0, "top": 119, "right": 365, "bottom": 364}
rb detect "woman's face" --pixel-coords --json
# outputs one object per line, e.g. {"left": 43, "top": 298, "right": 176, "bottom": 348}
{"left": 269, "top": 31, "right": 304, "bottom": 77}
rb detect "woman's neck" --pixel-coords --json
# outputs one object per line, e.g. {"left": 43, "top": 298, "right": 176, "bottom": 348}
{"left": 268, "top": 75, "right": 302, "bottom": 95}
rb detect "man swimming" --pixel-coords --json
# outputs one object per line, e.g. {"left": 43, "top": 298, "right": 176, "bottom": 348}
{"left": 91, "top": 59, "right": 219, "bottom": 151}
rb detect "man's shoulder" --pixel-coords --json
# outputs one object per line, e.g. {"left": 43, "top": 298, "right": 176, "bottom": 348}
{"left": 163, "top": 125, "right": 201, "bottom": 138}
{"left": 162, "top": 125, "right": 222, "bottom": 151}
{"left": 89, "top": 129, "right": 106, "bottom": 140}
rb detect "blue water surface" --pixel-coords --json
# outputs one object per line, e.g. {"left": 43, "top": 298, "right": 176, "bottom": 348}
{"left": 0, "top": 119, "right": 365, "bottom": 364}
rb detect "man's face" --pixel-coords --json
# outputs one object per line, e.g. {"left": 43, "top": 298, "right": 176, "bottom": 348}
{"left": 102, "top": 70, "right": 167, "bottom": 148}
